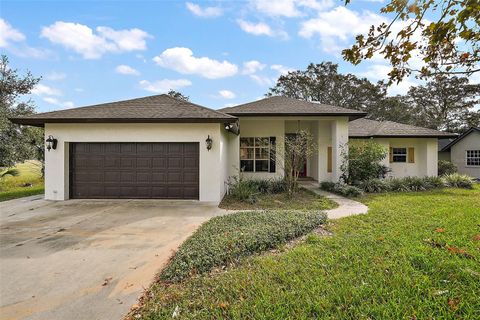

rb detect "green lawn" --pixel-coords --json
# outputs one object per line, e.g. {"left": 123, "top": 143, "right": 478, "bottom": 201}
{"left": 134, "top": 186, "right": 480, "bottom": 319}
{"left": 0, "top": 161, "right": 44, "bottom": 201}
{"left": 219, "top": 188, "right": 337, "bottom": 210}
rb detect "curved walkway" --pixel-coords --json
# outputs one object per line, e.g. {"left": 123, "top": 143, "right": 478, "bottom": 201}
{"left": 300, "top": 182, "right": 368, "bottom": 219}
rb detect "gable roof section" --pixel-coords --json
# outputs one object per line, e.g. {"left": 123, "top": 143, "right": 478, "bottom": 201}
{"left": 219, "top": 96, "right": 367, "bottom": 120}
{"left": 441, "top": 127, "right": 480, "bottom": 151}
{"left": 10, "top": 94, "right": 237, "bottom": 127}
{"left": 349, "top": 118, "right": 458, "bottom": 138}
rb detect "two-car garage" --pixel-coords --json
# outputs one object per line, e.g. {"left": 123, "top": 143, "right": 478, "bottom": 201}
{"left": 69, "top": 142, "right": 199, "bottom": 199}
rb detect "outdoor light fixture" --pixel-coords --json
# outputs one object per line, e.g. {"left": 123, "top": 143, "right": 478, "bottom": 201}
{"left": 206, "top": 135, "right": 213, "bottom": 151}
{"left": 45, "top": 135, "right": 58, "bottom": 151}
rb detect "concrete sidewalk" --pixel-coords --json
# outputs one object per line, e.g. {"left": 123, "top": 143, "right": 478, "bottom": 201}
{"left": 300, "top": 182, "right": 368, "bottom": 219}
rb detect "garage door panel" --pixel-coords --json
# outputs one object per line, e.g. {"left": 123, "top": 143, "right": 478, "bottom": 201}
{"left": 136, "top": 158, "right": 152, "bottom": 169}
{"left": 70, "top": 142, "right": 199, "bottom": 199}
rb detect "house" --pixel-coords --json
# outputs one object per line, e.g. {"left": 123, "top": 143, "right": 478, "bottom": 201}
{"left": 439, "top": 127, "right": 480, "bottom": 178}
{"left": 348, "top": 118, "right": 456, "bottom": 178}
{"left": 10, "top": 94, "right": 455, "bottom": 202}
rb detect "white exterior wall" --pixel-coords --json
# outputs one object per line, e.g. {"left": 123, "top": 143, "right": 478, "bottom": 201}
{"left": 450, "top": 131, "right": 480, "bottom": 178}
{"left": 44, "top": 123, "right": 226, "bottom": 202}
{"left": 237, "top": 117, "right": 347, "bottom": 182}
{"left": 370, "top": 137, "right": 438, "bottom": 177}
{"left": 331, "top": 118, "right": 349, "bottom": 181}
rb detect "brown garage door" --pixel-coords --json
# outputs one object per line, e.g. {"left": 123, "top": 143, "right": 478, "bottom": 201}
{"left": 70, "top": 142, "right": 199, "bottom": 199}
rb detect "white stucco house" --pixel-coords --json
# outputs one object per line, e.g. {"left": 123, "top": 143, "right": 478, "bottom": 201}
{"left": 439, "top": 127, "right": 480, "bottom": 178}
{"left": 11, "top": 94, "right": 456, "bottom": 202}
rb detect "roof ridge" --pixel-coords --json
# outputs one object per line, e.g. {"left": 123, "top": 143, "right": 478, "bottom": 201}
{"left": 162, "top": 94, "right": 236, "bottom": 119}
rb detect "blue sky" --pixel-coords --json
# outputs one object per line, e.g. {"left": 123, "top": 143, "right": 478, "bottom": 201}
{"left": 2, "top": 0, "right": 427, "bottom": 112}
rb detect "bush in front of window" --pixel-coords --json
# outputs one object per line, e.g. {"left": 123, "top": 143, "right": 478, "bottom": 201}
{"left": 438, "top": 160, "right": 458, "bottom": 176}
{"left": 227, "top": 176, "right": 288, "bottom": 203}
{"left": 341, "top": 139, "right": 389, "bottom": 185}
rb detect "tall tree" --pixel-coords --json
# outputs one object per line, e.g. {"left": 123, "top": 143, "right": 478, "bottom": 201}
{"left": 0, "top": 55, "right": 43, "bottom": 168}
{"left": 167, "top": 90, "right": 189, "bottom": 101}
{"left": 406, "top": 75, "right": 480, "bottom": 132}
{"left": 267, "top": 62, "right": 392, "bottom": 117}
{"left": 343, "top": 0, "right": 480, "bottom": 83}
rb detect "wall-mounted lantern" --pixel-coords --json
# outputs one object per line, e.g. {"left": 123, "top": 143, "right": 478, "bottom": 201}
{"left": 206, "top": 135, "right": 213, "bottom": 151}
{"left": 45, "top": 135, "right": 58, "bottom": 151}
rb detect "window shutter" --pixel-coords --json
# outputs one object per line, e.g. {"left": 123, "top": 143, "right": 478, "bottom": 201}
{"left": 327, "top": 146, "right": 332, "bottom": 173}
{"left": 408, "top": 147, "right": 415, "bottom": 163}
{"left": 389, "top": 147, "right": 393, "bottom": 163}
{"left": 269, "top": 137, "right": 276, "bottom": 173}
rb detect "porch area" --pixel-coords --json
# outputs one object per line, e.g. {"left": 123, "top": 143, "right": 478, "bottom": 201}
{"left": 234, "top": 117, "right": 349, "bottom": 183}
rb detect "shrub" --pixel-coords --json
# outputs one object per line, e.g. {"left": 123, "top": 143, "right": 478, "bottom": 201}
{"left": 160, "top": 210, "right": 327, "bottom": 282}
{"left": 229, "top": 179, "right": 258, "bottom": 202}
{"left": 387, "top": 178, "right": 410, "bottom": 192}
{"left": 321, "top": 182, "right": 363, "bottom": 197}
{"left": 267, "top": 179, "right": 288, "bottom": 193}
{"left": 423, "top": 176, "right": 445, "bottom": 189}
{"left": 442, "top": 173, "right": 474, "bottom": 189}
{"left": 438, "top": 160, "right": 457, "bottom": 176}
{"left": 358, "top": 178, "right": 390, "bottom": 193}
{"left": 341, "top": 139, "right": 389, "bottom": 184}
{"left": 320, "top": 181, "right": 336, "bottom": 192}
{"left": 403, "top": 176, "right": 428, "bottom": 191}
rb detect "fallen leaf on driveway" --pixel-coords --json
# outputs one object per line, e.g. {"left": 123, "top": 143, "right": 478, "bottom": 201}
{"left": 102, "top": 277, "right": 113, "bottom": 286}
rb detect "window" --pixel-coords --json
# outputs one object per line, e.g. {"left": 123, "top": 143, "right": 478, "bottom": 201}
{"left": 466, "top": 150, "right": 480, "bottom": 166}
{"left": 392, "top": 148, "right": 407, "bottom": 163}
{"left": 240, "top": 137, "right": 275, "bottom": 172}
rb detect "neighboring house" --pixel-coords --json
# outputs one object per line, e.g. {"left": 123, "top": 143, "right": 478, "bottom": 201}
{"left": 349, "top": 118, "right": 456, "bottom": 178}
{"left": 440, "top": 127, "right": 480, "bottom": 178}
{"left": 11, "top": 94, "right": 455, "bottom": 202}
{"left": 438, "top": 138, "right": 454, "bottom": 161}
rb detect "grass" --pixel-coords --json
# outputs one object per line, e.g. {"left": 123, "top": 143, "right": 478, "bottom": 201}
{"left": 160, "top": 210, "right": 327, "bottom": 282}
{"left": 219, "top": 188, "right": 337, "bottom": 210}
{"left": 0, "top": 161, "right": 44, "bottom": 201}
{"left": 133, "top": 186, "right": 480, "bottom": 319}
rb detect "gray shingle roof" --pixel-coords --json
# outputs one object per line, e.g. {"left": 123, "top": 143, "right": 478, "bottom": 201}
{"left": 220, "top": 96, "right": 366, "bottom": 120}
{"left": 10, "top": 94, "right": 237, "bottom": 127}
{"left": 349, "top": 118, "right": 457, "bottom": 138}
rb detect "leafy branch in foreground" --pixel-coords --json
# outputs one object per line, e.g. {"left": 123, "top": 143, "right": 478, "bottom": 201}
{"left": 343, "top": 0, "right": 480, "bottom": 83}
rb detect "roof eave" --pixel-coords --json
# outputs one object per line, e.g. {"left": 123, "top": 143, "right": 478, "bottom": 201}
{"left": 350, "top": 134, "right": 458, "bottom": 139}
{"left": 9, "top": 117, "right": 238, "bottom": 127}
{"left": 225, "top": 112, "right": 367, "bottom": 121}
{"left": 441, "top": 127, "right": 479, "bottom": 151}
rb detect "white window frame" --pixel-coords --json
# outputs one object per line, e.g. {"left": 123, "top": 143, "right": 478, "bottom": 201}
{"left": 465, "top": 150, "right": 480, "bottom": 167}
{"left": 392, "top": 147, "right": 408, "bottom": 163}
{"left": 240, "top": 137, "right": 271, "bottom": 172}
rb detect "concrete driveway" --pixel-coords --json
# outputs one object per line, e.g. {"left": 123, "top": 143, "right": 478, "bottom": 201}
{"left": 0, "top": 195, "right": 224, "bottom": 320}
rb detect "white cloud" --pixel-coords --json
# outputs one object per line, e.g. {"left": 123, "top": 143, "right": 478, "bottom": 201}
{"left": 249, "top": 0, "right": 334, "bottom": 17}
{"left": 358, "top": 64, "right": 392, "bottom": 81}
{"left": 242, "top": 60, "right": 266, "bottom": 75}
{"left": 299, "top": 6, "right": 385, "bottom": 54}
{"left": 43, "top": 97, "right": 74, "bottom": 109}
{"left": 0, "top": 19, "right": 25, "bottom": 47}
{"left": 237, "top": 19, "right": 288, "bottom": 39}
{"left": 153, "top": 47, "right": 238, "bottom": 79}
{"left": 0, "top": 19, "right": 53, "bottom": 59}
{"left": 46, "top": 72, "right": 67, "bottom": 81}
{"left": 218, "top": 90, "right": 236, "bottom": 99}
{"left": 139, "top": 79, "right": 192, "bottom": 93}
{"left": 115, "top": 64, "right": 140, "bottom": 76}
{"left": 249, "top": 74, "right": 273, "bottom": 86}
{"left": 31, "top": 84, "right": 62, "bottom": 96}
{"left": 41, "top": 21, "right": 151, "bottom": 59}
{"left": 271, "top": 64, "right": 294, "bottom": 75}
{"left": 186, "top": 2, "right": 223, "bottom": 18}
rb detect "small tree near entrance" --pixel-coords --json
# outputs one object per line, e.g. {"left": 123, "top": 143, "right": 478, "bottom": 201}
{"left": 278, "top": 130, "right": 317, "bottom": 195}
